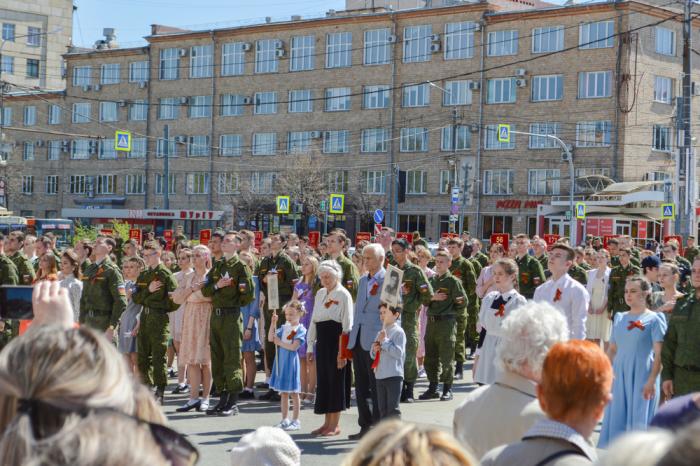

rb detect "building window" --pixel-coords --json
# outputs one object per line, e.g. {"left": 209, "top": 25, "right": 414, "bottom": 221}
{"left": 158, "top": 97, "right": 179, "bottom": 120}
{"left": 99, "top": 102, "right": 118, "bottom": 122}
{"left": 487, "top": 30, "right": 518, "bottom": 56}
{"left": 403, "top": 25, "right": 431, "bottom": 63}
{"left": 99, "top": 139, "right": 117, "bottom": 159}
{"left": 72, "top": 103, "right": 91, "bottom": 123}
{"left": 45, "top": 175, "right": 58, "bottom": 195}
{"left": 287, "top": 131, "right": 311, "bottom": 154}
{"left": 255, "top": 39, "right": 279, "bottom": 74}
{"left": 129, "top": 138, "right": 147, "bottom": 158}
{"left": 187, "top": 135, "right": 210, "bottom": 156}
{"left": 125, "top": 174, "right": 146, "bottom": 195}
{"left": 652, "top": 125, "right": 672, "bottom": 152}
{"left": 483, "top": 215, "right": 513, "bottom": 240}
{"left": 487, "top": 78, "right": 516, "bottom": 104}
{"left": 363, "top": 170, "right": 386, "bottom": 194}
{"left": 97, "top": 175, "right": 117, "bottom": 195}
{"left": 27, "top": 27, "right": 41, "bottom": 46}
{"left": 323, "top": 130, "right": 349, "bottom": 154}
{"left": 528, "top": 123, "right": 560, "bottom": 149}
{"left": 575, "top": 167, "right": 611, "bottom": 194}
{"left": 400, "top": 127, "right": 428, "bottom": 152}
{"left": 221, "top": 42, "right": 245, "bottom": 76}
{"left": 402, "top": 83, "right": 430, "bottom": 107}
{"left": 483, "top": 169, "right": 513, "bottom": 195}
{"left": 23, "top": 142, "right": 34, "bottom": 161}
{"left": 576, "top": 120, "right": 612, "bottom": 147}
{"left": 328, "top": 170, "right": 349, "bottom": 193}
{"left": 290, "top": 35, "right": 315, "bottom": 71}
{"left": 441, "top": 126, "right": 471, "bottom": 151}
{"left": 155, "top": 173, "right": 176, "bottom": 195}
{"left": 326, "top": 32, "right": 352, "bottom": 68}
{"left": 159, "top": 48, "right": 179, "bottom": 80}
{"left": 220, "top": 94, "right": 245, "bottom": 116}
{"left": 579, "top": 20, "right": 614, "bottom": 49}
{"left": 252, "top": 133, "right": 277, "bottom": 155}
{"left": 578, "top": 71, "right": 612, "bottom": 98}
{"left": 186, "top": 173, "right": 209, "bottom": 195}
{"left": 655, "top": 27, "right": 676, "bottom": 56}
{"left": 484, "top": 124, "right": 515, "bottom": 150}
{"left": 361, "top": 128, "right": 389, "bottom": 153}
{"left": 440, "top": 169, "right": 457, "bottom": 194}
{"left": 189, "top": 95, "right": 212, "bottom": 118}
{"left": 69, "top": 175, "right": 86, "bottom": 194}
{"left": 23, "top": 106, "right": 36, "bottom": 126}
{"left": 73, "top": 66, "right": 91, "bottom": 86}
{"left": 444, "top": 21, "right": 475, "bottom": 60}
{"left": 250, "top": 172, "right": 276, "bottom": 194}
{"left": 156, "top": 138, "right": 177, "bottom": 158}
{"left": 220, "top": 134, "right": 242, "bottom": 156}
{"left": 1, "top": 55, "right": 13, "bottom": 74}
{"left": 48, "top": 104, "right": 61, "bottom": 125}
{"left": 288, "top": 89, "right": 312, "bottom": 113}
{"left": 21, "top": 176, "right": 33, "bottom": 194}
{"left": 532, "top": 26, "right": 564, "bottom": 53}
{"left": 254, "top": 92, "right": 277, "bottom": 115}
{"left": 406, "top": 170, "right": 427, "bottom": 195}
{"left": 100, "top": 63, "right": 120, "bottom": 84}
{"left": 528, "top": 169, "right": 560, "bottom": 195}
{"left": 129, "top": 100, "right": 148, "bottom": 121}
{"left": 325, "top": 87, "right": 351, "bottom": 112}
{"left": 363, "top": 85, "right": 390, "bottom": 109}
{"left": 218, "top": 173, "right": 239, "bottom": 194}
{"left": 129, "top": 61, "right": 149, "bottom": 82}
{"left": 364, "top": 28, "right": 390, "bottom": 65}
{"left": 531, "top": 74, "right": 563, "bottom": 102}
{"left": 654, "top": 76, "right": 673, "bottom": 104}
{"left": 0, "top": 107, "right": 11, "bottom": 125}
{"left": 71, "top": 139, "right": 91, "bottom": 159}
{"left": 48, "top": 140, "right": 60, "bottom": 161}
{"left": 443, "top": 80, "right": 471, "bottom": 106}
{"left": 26, "top": 59, "right": 39, "bottom": 78}
{"left": 2, "top": 23, "right": 14, "bottom": 41}
{"left": 190, "top": 45, "right": 213, "bottom": 78}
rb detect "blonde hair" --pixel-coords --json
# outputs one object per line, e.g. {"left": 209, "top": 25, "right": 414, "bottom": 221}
{"left": 191, "top": 244, "right": 211, "bottom": 269}
{"left": 342, "top": 420, "right": 477, "bottom": 466}
{"left": 283, "top": 299, "right": 307, "bottom": 316}
{"left": 301, "top": 255, "right": 319, "bottom": 285}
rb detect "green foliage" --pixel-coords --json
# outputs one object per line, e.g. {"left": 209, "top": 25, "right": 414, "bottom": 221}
{"left": 110, "top": 219, "right": 131, "bottom": 242}
{"left": 73, "top": 222, "right": 98, "bottom": 245}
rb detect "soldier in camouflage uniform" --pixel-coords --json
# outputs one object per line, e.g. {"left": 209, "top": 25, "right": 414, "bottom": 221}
{"left": 447, "top": 238, "right": 477, "bottom": 379}
{"left": 532, "top": 238, "right": 549, "bottom": 274}
{"left": 662, "top": 257, "right": 700, "bottom": 398}
{"left": 684, "top": 236, "right": 700, "bottom": 264}
{"left": 75, "top": 239, "right": 93, "bottom": 275}
{"left": 133, "top": 240, "right": 178, "bottom": 404}
{"left": 6, "top": 231, "right": 35, "bottom": 285}
{"left": 419, "top": 250, "right": 467, "bottom": 402}
{"left": 391, "top": 238, "right": 433, "bottom": 402}
{"left": 326, "top": 232, "right": 359, "bottom": 300}
{"left": 202, "top": 231, "right": 254, "bottom": 416}
{"left": 470, "top": 239, "right": 489, "bottom": 269}
{"left": 568, "top": 262, "right": 588, "bottom": 286}
{"left": 607, "top": 247, "right": 641, "bottom": 317}
{"left": 0, "top": 234, "right": 19, "bottom": 350}
{"left": 663, "top": 241, "right": 691, "bottom": 270}
{"left": 513, "top": 234, "right": 546, "bottom": 299}
{"left": 378, "top": 227, "right": 396, "bottom": 267}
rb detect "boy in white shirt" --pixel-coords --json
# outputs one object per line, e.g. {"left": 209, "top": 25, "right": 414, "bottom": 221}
{"left": 371, "top": 304, "right": 406, "bottom": 420}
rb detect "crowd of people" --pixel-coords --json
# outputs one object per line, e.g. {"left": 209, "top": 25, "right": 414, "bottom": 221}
{"left": 0, "top": 226, "right": 699, "bottom": 465}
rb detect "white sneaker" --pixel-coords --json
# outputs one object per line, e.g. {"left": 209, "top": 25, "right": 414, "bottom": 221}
{"left": 199, "top": 399, "right": 209, "bottom": 412}
{"left": 284, "top": 420, "right": 301, "bottom": 431}
{"left": 417, "top": 367, "right": 427, "bottom": 378}
{"left": 275, "top": 419, "right": 291, "bottom": 429}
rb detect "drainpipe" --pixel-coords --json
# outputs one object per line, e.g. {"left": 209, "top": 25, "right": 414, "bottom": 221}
{"left": 474, "top": 16, "right": 486, "bottom": 238}
{"left": 389, "top": 11, "right": 398, "bottom": 229}
{"left": 208, "top": 31, "right": 216, "bottom": 216}
{"left": 612, "top": 2, "right": 623, "bottom": 181}
{"left": 144, "top": 45, "right": 152, "bottom": 209}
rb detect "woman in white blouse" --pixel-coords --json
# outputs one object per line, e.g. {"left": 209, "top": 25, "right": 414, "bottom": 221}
{"left": 306, "top": 260, "right": 353, "bottom": 437}
{"left": 476, "top": 243, "right": 506, "bottom": 299}
{"left": 586, "top": 249, "right": 612, "bottom": 348}
{"left": 58, "top": 249, "right": 83, "bottom": 323}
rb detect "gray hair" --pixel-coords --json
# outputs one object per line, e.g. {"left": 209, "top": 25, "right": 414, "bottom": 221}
{"left": 363, "top": 243, "right": 385, "bottom": 260}
{"left": 599, "top": 430, "right": 675, "bottom": 466}
{"left": 495, "top": 301, "right": 569, "bottom": 380}
{"left": 318, "top": 260, "right": 343, "bottom": 282}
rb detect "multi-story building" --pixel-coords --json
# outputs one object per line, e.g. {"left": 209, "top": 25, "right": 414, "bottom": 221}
{"left": 2, "top": 0, "right": 696, "bottom": 240}
{"left": 0, "top": 0, "right": 73, "bottom": 90}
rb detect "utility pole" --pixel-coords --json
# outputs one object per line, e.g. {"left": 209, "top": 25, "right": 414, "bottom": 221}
{"left": 679, "top": 0, "right": 695, "bottom": 239}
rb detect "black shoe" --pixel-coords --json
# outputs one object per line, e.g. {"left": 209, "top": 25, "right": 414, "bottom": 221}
{"left": 270, "top": 391, "right": 281, "bottom": 402}
{"left": 219, "top": 393, "right": 239, "bottom": 416}
{"left": 206, "top": 391, "right": 229, "bottom": 415}
{"left": 210, "top": 383, "right": 217, "bottom": 397}
{"left": 168, "top": 369, "right": 177, "bottom": 378}
{"left": 454, "top": 362, "right": 464, "bottom": 380}
{"left": 239, "top": 390, "right": 255, "bottom": 400}
{"left": 255, "top": 382, "right": 270, "bottom": 389}
{"left": 171, "top": 383, "right": 189, "bottom": 394}
{"left": 418, "top": 383, "right": 440, "bottom": 400}
{"left": 440, "top": 384, "right": 453, "bottom": 401}
{"left": 348, "top": 429, "right": 368, "bottom": 441}
{"left": 154, "top": 387, "right": 165, "bottom": 405}
{"left": 400, "top": 383, "right": 407, "bottom": 403}
{"left": 258, "top": 388, "right": 276, "bottom": 401}
{"left": 404, "top": 383, "right": 415, "bottom": 403}
{"left": 175, "top": 399, "right": 201, "bottom": 412}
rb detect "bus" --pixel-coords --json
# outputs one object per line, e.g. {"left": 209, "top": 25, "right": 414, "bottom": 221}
{"left": 0, "top": 216, "right": 28, "bottom": 236}
{"left": 27, "top": 218, "right": 75, "bottom": 248}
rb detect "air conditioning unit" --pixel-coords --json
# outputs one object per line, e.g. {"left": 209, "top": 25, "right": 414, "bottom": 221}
{"left": 61, "top": 140, "right": 70, "bottom": 152}
{"left": 515, "top": 78, "right": 528, "bottom": 88}
{"left": 275, "top": 49, "right": 286, "bottom": 58}
{"left": 692, "top": 81, "right": 700, "bottom": 96}
{"left": 179, "top": 48, "right": 188, "bottom": 57}
{"left": 430, "top": 34, "right": 440, "bottom": 42}
{"left": 82, "top": 85, "right": 91, "bottom": 92}
{"left": 468, "top": 81, "right": 480, "bottom": 90}
{"left": 35, "top": 140, "right": 45, "bottom": 147}
{"left": 387, "top": 34, "right": 397, "bottom": 44}
{"left": 430, "top": 43, "right": 441, "bottom": 53}
{"left": 242, "top": 97, "right": 252, "bottom": 105}
{"left": 175, "top": 135, "right": 187, "bottom": 143}
{"left": 561, "top": 151, "right": 571, "bottom": 162}
{"left": 138, "top": 81, "right": 148, "bottom": 89}
{"left": 118, "top": 100, "right": 127, "bottom": 107}
{"left": 310, "top": 131, "right": 322, "bottom": 138}
{"left": 470, "top": 124, "right": 479, "bottom": 133}
{"left": 274, "top": 40, "right": 284, "bottom": 49}
{"left": 473, "top": 23, "right": 482, "bottom": 32}
{"left": 242, "top": 42, "right": 252, "bottom": 52}
{"left": 88, "top": 140, "right": 98, "bottom": 154}
{"left": 515, "top": 68, "right": 527, "bottom": 77}
{"left": 180, "top": 96, "right": 189, "bottom": 104}
{"left": 93, "top": 84, "right": 102, "bottom": 91}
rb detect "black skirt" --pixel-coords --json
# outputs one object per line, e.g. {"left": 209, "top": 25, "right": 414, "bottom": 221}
{"left": 314, "top": 320, "right": 352, "bottom": 414}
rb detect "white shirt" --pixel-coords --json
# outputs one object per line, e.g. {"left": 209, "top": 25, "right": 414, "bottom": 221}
{"left": 533, "top": 273, "right": 590, "bottom": 340}
{"left": 478, "top": 289, "right": 527, "bottom": 337}
{"left": 306, "top": 284, "right": 354, "bottom": 354}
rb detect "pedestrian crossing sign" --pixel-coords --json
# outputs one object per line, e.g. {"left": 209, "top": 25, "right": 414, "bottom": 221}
{"left": 575, "top": 202, "right": 586, "bottom": 219}
{"left": 114, "top": 130, "right": 131, "bottom": 152}
{"left": 276, "top": 196, "right": 290, "bottom": 214}
{"left": 329, "top": 194, "right": 344, "bottom": 214}
{"left": 497, "top": 124, "right": 510, "bottom": 143}
{"left": 661, "top": 203, "right": 675, "bottom": 219}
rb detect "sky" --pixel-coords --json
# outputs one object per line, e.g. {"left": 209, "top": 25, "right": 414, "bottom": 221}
{"left": 72, "top": 0, "right": 347, "bottom": 48}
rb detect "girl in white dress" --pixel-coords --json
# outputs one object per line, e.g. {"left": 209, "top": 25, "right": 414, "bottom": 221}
{"left": 473, "top": 258, "right": 527, "bottom": 385}
{"left": 586, "top": 249, "right": 612, "bottom": 347}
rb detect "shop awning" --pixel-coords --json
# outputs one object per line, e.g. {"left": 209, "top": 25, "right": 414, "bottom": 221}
{"left": 592, "top": 181, "right": 665, "bottom": 196}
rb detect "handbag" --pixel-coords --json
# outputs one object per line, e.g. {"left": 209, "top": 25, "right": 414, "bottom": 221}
{"left": 339, "top": 333, "right": 353, "bottom": 360}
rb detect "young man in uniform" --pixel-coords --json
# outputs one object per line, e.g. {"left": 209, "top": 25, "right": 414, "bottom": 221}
{"left": 133, "top": 240, "right": 178, "bottom": 404}
{"left": 412, "top": 231, "right": 428, "bottom": 250}
{"left": 447, "top": 238, "right": 477, "bottom": 377}
{"left": 208, "top": 230, "right": 225, "bottom": 263}
{"left": 513, "top": 234, "right": 546, "bottom": 299}
{"left": 684, "top": 236, "right": 700, "bottom": 264}
{"left": 532, "top": 238, "right": 549, "bottom": 273}
{"left": 79, "top": 236, "right": 127, "bottom": 341}
{"left": 391, "top": 238, "right": 433, "bottom": 402}
{"left": 0, "top": 234, "right": 19, "bottom": 348}
{"left": 470, "top": 239, "right": 489, "bottom": 269}
{"left": 6, "top": 231, "right": 35, "bottom": 285}
{"left": 420, "top": 250, "right": 467, "bottom": 402}
{"left": 327, "top": 231, "right": 359, "bottom": 300}
{"left": 378, "top": 227, "right": 396, "bottom": 267}
{"left": 607, "top": 247, "right": 641, "bottom": 318}
{"left": 202, "top": 231, "right": 254, "bottom": 416}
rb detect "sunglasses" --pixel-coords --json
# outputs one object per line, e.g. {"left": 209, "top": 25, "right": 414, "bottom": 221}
{"left": 16, "top": 398, "right": 199, "bottom": 466}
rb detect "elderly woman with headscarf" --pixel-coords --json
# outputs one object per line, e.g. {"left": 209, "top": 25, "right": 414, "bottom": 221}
{"left": 306, "top": 260, "right": 353, "bottom": 437}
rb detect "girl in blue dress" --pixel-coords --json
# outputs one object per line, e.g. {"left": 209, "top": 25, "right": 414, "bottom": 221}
{"left": 599, "top": 276, "right": 667, "bottom": 447}
{"left": 268, "top": 300, "right": 306, "bottom": 431}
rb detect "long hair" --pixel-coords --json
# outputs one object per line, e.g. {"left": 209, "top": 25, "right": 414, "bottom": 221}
{"left": 61, "top": 249, "right": 81, "bottom": 279}
{"left": 36, "top": 253, "right": 58, "bottom": 282}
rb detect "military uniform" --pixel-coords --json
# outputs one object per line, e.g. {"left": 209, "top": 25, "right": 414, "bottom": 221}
{"left": 535, "top": 254, "right": 548, "bottom": 273}
{"left": 202, "top": 255, "right": 254, "bottom": 409}
{"left": 607, "top": 263, "right": 641, "bottom": 316}
{"left": 579, "top": 261, "right": 592, "bottom": 271}
{"left": 684, "top": 246, "right": 700, "bottom": 264}
{"left": 515, "top": 254, "right": 546, "bottom": 299}
{"left": 469, "top": 257, "right": 482, "bottom": 279}
{"left": 568, "top": 264, "right": 588, "bottom": 286}
{"left": 132, "top": 263, "right": 178, "bottom": 392}
{"left": 661, "top": 294, "right": 700, "bottom": 396}
{"left": 449, "top": 256, "right": 477, "bottom": 365}
{"left": 474, "top": 251, "right": 489, "bottom": 269}
{"left": 0, "top": 255, "right": 19, "bottom": 350}
{"left": 80, "top": 258, "right": 92, "bottom": 275}
{"left": 675, "top": 255, "right": 692, "bottom": 270}
{"left": 332, "top": 253, "right": 359, "bottom": 301}
{"left": 9, "top": 251, "right": 35, "bottom": 285}
{"left": 398, "top": 261, "right": 433, "bottom": 388}
{"left": 611, "top": 255, "right": 641, "bottom": 269}
{"left": 79, "top": 257, "right": 127, "bottom": 331}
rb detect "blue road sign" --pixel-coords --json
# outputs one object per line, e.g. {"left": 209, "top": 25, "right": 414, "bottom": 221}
{"left": 276, "top": 196, "right": 290, "bottom": 214}
{"left": 575, "top": 202, "right": 586, "bottom": 219}
{"left": 662, "top": 204, "right": 675, "bottom": 219}
{"left": 373, "top": 209, "right": 384, "bottom": 224}
{"left": 115, "top": 130, "right": 131, "bottom": 152}
{"left": 329, "top": 194, "right": 344, "bottom": 214}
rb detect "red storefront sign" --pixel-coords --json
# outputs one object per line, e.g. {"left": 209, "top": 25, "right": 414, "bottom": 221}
{"left": 355, "top": 232, "right": 371, "bottom": 245}
{"left": 441, "top": 232, "right": 459, "bottom": 239}
{"left": 585, "top": 218, "right": 599, "bottom": 237}
{"left": 163, "top": 230, "right": 173, "bottom": 250}
{"left": 254, "top": 231, "right": 263, "bottom": 250}
{"left": 637, "top": 221, "right": 648, "bottom": 240}
{"left": 129, "top": 228, "right": 142, "bottom": 244}
{"left": 543, "top": 234, "right": 560, "bottom": 249}
{"left": 495, "top": 200, "right": 543, "bottom": 209}
{"left": 491, "top": 233, "right": 510, "bottom": 252}
{"left": 100, "top": 229, "right": 113, "bottom": 236}
{"left": 308, "top": 231, "right": 320, "bottom": 249}
{"left": 396, "top": 232, "right": 413, "bottom": 244}
{"left": 599, "top": 219, "right": 614, "bottom": 237}
{"left": 199, "top": 229, "right": 211, "bottom": 246}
